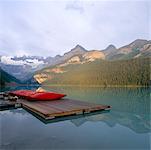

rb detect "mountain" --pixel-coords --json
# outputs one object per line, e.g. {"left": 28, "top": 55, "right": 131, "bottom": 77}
{"left": 63, "top": 44, "right": 87, "bottom": 59}
{"left": 0, "top": 45, "right": 87, "bottom": 81}
{"left": 0, "top": 56, "right": 47, "bottom": 81}
{"left": 102, "top": 44, "right": 117, "bottom": 59}
{"left": 0, "top": 67, "right": 21, "bottom": 86}
{"left": 83, "top": 50, "right": 105, "bottom": 62}
{"left": 104, "top": 39, "right": 151, "bottom": 60}
{"left": 1, "top": 39, "right": 150, "bottom": 82}
{"left": 34, "top": 57, "right": 150, "bottom": 86}
{"left": 44, "top": 45, "right": 88, "bottom": 67}
{"left": 33, "top": 39, "right": 150, "bottom": 86}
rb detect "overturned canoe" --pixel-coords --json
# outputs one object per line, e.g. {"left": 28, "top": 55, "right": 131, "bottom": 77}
{"left": 9, "top": 90, "right": 66, "bottom": 101}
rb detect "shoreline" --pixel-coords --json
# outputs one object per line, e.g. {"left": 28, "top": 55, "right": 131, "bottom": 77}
{"left": 42, "top": 84, "right": 150, "bottom": 88}
{"left": 1, "top": 84, "right": 150, "bottom": 88}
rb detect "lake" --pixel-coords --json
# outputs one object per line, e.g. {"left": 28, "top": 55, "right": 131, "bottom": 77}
{"left": 0, "top": 86, "right": 150, "bottom": 149}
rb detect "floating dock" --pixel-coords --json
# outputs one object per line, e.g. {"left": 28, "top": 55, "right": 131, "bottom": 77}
{"left": 0, "top": 99, "right": 21, "bottom": 111}
{"left": 19, "top": 98, "right": 110, "bottom": 120}
{"left": 0, "top": 92, "right": 110, "bottom": 120}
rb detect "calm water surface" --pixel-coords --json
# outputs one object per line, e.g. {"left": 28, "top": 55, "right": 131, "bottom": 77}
{"left": 0, "top": 86, "right": 150, "bottom": 150}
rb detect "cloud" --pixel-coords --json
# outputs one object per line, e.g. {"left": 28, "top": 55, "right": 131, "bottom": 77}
{"left": 1, "top": 56, "right": 45, "bottom": 68}
{"left": 0, "top": 0, "right": 149, "bottom": 56}
{"left": 65, "top": 0, "right": 84, "bottom": 13}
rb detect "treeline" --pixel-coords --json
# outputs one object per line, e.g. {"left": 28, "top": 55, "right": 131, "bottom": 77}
{"left": 43, "top": 57, "right": 150, "bottom": 86}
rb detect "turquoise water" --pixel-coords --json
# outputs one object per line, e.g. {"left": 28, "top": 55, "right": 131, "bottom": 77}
{"left": 0, "top": 86, "right": 150, "bottom": 149}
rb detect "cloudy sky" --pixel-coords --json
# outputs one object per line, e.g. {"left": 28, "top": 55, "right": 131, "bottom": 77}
{"left": 0, "top": 0, "right": 150, "bottom": 56}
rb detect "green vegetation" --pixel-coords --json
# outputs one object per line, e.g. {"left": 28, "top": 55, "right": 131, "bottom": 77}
{"left": 42, "top": 58, "right": 150, "bottom": 86}
{"left": 109, "top": 49, "right": 140, "bottom": 60}
{"left": 0, "top": 68, "right": 20, "bottom": 86}
{"left": 120, "top": 49, "right": 140, "bottom": 60}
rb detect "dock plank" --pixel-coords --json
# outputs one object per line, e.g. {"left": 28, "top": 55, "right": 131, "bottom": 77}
{"left": 19, "top": 98, "right": 110, "bottom": 120}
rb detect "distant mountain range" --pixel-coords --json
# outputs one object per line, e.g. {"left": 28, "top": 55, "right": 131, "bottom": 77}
{"left": 0, "top": 39, "right": 150, "bottom": 85}
{"left": 0, "top": 56, "right": 47, "bottom": 81}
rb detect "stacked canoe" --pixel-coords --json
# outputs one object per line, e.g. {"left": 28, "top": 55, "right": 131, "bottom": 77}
{"left": 9, "top": 90, "right": 66, "bottom": 101}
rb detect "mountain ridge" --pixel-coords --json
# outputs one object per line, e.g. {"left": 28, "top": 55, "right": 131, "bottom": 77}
{"left": 1, "top": 39, "right": 150, "bottom": 81}
{"left": 34, "top": 57, "right": 150, "bottom": 86}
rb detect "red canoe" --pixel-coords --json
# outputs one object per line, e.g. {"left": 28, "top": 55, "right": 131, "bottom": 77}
{"left": 9, "top": 90, "right": 66, "bottom": 101}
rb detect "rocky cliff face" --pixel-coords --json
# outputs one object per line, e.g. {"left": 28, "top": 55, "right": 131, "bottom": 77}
{"left": 83, "top": 50, "right": 105, "bottom": 62}
{"left": 34, "top": 73, "right": 51, "bottom": 84}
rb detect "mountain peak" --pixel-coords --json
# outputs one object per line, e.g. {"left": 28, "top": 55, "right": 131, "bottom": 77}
{"left": 75, "top": 44, "right": 83, "bottom": 48}
{"left": 105, "top": 44, "right": 116, "bottom": 50}
{"left": 55, "top": 55, "right": 61, "bottom": 58}
{"left": 102, "top": 44, "right": 117, "bottom": 58}
{"left": 63, "top": 44, "right": 87, "bottom": 60}
{"left": 132, "top": 39, "right": 148, "bottom": 43}
{"left": 71, "top": 44, "right": 87, "bottom": 52}
{"left": 123, "top": 39, "right": 149, "bottom": 49}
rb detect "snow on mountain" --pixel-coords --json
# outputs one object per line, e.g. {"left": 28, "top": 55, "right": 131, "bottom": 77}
{"left": 1, "top": 56, "right": 45, "bottom": 68}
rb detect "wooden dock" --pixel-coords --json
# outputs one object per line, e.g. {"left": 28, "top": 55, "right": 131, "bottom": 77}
{"left": 18, "top": 98, "right": 110, "bottom": 120}
{"left": 0, "top": 99, "right": 21, "bottom": 111}
{"left": 0, "top": 91, "right": 111, "bottom": 120}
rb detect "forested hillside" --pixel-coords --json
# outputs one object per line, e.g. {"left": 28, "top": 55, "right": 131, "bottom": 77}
{"left": 0, "top": 68, "right": 21, "bottom": 86}
{"left": 40, "top": 58, "right": 150, "bottom": 86}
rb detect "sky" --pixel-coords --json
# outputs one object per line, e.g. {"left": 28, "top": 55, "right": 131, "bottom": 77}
{"left": 0, "top": 0, "right": 150, "bottom": 57}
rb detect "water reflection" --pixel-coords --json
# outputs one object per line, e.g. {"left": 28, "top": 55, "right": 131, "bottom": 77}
{"left": 0, "top": 85, "right": 40, "bottom": 92}
{"left": 70, "top": 110, "right": 150, "bottom": 133}
{"left": 1, "top": 86, "right": 150, "bottom": 134}
{"left": 39, "top": 86, "right": 151, "bottom": 134}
